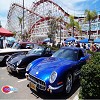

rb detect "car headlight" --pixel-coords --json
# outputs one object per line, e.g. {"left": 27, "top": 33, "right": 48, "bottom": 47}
{"left": 0, "top": 56, "right": 4, "bottom": 61}
{"left": 17, "top": 60, "right": 22, "bottom": 66}
{"left": 49, "top": 71, "right": 57, "bottom": 83}
{"left": 26, "top": 63, "right": 32, "bottom": 72}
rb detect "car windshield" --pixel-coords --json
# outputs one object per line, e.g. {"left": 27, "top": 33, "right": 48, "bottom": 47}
{"left": 52, "top": 48, "right": 78, "bottom": 61}
{"left": 12, "top": 43, "right": 20, "bottom": 49}
{"left": 28, "top": 47, "right": 44, "bottom": 55}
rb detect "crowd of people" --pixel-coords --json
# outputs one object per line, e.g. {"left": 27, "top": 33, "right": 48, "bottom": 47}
{"left": 57, "top": 41, "right": 100, "bottom": 52}
{"left": 0, "top": 36, "right": 100, "bottom": 52}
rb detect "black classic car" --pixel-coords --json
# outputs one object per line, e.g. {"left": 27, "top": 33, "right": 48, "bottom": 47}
{"left": 6, "top": 46, "right": 52, "bottom": 74}
{"left": 0, "top": 42, "right": 35, "bottom": 65}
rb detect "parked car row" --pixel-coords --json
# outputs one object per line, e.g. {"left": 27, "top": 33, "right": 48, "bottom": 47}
{"left": 6, "top": 46, "right": 52, "bottom": 74}
{"left": 2, "top": 46, "right": 90, "bottom": 94}
{"left": 0, "top": 42, "right": 37, "bottom": 65}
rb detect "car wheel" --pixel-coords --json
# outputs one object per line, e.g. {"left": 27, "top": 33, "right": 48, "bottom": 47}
{"left": 65, "top": 73, "right": 73, "bottom": 94}
{"left": 2, "top": 56, "right": 9, "bottom": 65}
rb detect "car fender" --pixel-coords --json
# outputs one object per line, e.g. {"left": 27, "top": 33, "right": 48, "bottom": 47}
{"left": 1, "top": 55, "right": 10, "bottom": 65}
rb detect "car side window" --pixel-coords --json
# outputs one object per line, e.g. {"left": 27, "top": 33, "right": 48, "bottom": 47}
{"left": 45, "top": 48, "right": 51, "bottom": 53}
{"left": 78, "top": 50, "right": 84, "bottom": 60}
{"left": 26, "top": 44, "right": 33, "bottom": 49}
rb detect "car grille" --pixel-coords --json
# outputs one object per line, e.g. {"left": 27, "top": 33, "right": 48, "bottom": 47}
{"left": 29, "top": 74, "right": 46, "bottom": 91}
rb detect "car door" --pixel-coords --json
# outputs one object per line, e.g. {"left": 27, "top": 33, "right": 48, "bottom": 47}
{"left": 73, "top": 49, "right": 86, "bottom": 79}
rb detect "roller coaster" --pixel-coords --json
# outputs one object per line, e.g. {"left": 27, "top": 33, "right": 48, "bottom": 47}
{"left": 7, "top": 0, "right": 100, "bottom": 42}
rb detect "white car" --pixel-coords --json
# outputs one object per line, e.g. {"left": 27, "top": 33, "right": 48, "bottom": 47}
{"left": 0, "top": 42, "right": 35, "bottom": 65}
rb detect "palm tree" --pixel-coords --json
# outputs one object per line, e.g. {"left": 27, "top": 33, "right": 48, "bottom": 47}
{"left": 18, "top": 17, "right": 23, "bottom": 34}
{"left": 84, "top": 9, "right": 97, "bottom": 40}
{"left": 56, "top": 16, "right": 63, "bottom": 43}
{"left": 47, "top": 18, "right": 57, "bottom": 42}
{"left": 17, "top": 17, "right": 23, "bottom": 40}
{"left": 74, "top": 21, "right": 82, "bottom": 37}
{"left": 66, "top": 15, "right": 76, "bottom": 37}
{"left": 21, "top": 30, "right": 31, "bottom": 41}
{"left": 66, "top": 15, "right": 82, "bottom": 37}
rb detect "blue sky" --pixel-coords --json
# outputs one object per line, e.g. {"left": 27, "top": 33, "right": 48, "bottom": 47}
{"left": 0, "top": 0, "right": 100, "bottom": 28}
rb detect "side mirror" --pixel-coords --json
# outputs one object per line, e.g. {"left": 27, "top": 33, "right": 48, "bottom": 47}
{"left": 80, "top": 57, "right": 84, "bottom": 61}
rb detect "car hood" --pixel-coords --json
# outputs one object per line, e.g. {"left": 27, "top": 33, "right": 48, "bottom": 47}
{"left": 9, "top": 53, "right": 41, "bottom": 64}
{"left": 29, "top": 57, "right": 74, "bottom": 81}
{"left": 10, "top": 54, "right": 26, "bottom": 64}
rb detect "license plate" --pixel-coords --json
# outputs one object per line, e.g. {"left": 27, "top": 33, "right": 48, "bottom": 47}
{"left": 29, "top": 82, "right": 37, "bottom": 91}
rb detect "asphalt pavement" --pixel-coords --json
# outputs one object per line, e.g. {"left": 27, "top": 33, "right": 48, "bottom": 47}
{"left": 0, "top": 65, "right": 80, "bottom": 99}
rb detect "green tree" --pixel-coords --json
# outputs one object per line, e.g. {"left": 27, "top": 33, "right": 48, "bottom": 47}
{"left": 47, "top": 10, "right": 58, "bottom": 43}
{"left": 84, "top": 9, "right": 97, "bottom": 40}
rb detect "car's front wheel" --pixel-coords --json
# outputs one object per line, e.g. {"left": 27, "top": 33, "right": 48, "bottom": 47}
{"left": 2, "top": 56, "right": 9, "bottom": 65}
{"left": 65, "top": 73, "right": 73, "bottom": 94}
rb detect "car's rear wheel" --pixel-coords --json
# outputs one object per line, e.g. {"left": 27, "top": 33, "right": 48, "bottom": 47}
{"left": 65, "top": 73, "right": 73, "bottom": 94}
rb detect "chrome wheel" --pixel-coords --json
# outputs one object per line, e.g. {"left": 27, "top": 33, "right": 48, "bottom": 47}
{"left": 65, "top": 73, "right": 72, "bottom": 93}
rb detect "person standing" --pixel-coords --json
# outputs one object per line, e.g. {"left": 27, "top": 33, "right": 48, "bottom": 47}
{"left": 75, "top": 42, "right": 80, "bottom": 48}
{"left": 90, "top": 42, "right": 97, "bottom": 52}
{"left": 3, "top": 37, "right": 7, "bottom": 48}
{"left": 0, "top": 37, "right": 3, "bottom": 48}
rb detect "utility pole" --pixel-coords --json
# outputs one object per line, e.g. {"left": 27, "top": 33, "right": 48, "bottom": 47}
{"left": 23, "top": 0, "right": 24, "bottom": 29}
{"left": 60, "top": 20, "right": 61, "bottom": 43}
{"left": 0, "top": 21, "right": 2, "bottom": 28}
{"left": 58, "top": 16, "right": 62, "bottom": 43}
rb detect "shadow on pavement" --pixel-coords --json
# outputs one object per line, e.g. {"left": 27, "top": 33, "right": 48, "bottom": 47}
{"left": 8, "top": 72, "right": 26, "bottom": 79}
{"left": 28, "top": 79, "right": 80, "bottom": 99}
{"left": 0, "top": 62, "right": 26, "bottom": 79}
{"left": 0, "top": 62, "right": 6, "bottom": 67}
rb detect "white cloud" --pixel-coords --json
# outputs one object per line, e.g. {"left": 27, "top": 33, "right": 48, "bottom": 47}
{"left": 92, "top": 0, "right": 99, "bottom": 4}
{"left": 0, "top": 0, "right": 11, "bottom": 12}
{"left": 0, "top": 0, "right": 99, "bottom": 27}
{"left": 54, "top": 0, "right": 87, "bottom": 16}
{"left": 0, "top": 0, "right": 34, "bottom": 27}
{"left": 0, "top": 15, "right": 7, "bottom": 27}
{"left": 54, "top": 0, "right": 100, "bottom": 16}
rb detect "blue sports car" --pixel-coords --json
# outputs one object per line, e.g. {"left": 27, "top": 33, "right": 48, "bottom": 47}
{"left": 26, "top": 47, "right": 90, "bottom": 94}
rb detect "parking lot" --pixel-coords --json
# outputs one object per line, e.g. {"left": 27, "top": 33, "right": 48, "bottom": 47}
{"left": 0, "top": 64, "right": 80, "bottom": 99}
{"left": 0, "top": 64, "right": 79, "bottom": 100}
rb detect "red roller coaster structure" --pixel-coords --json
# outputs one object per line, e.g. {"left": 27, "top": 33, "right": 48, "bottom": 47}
{"left": 7, "top": 0, "right": 99, "bottom": 42}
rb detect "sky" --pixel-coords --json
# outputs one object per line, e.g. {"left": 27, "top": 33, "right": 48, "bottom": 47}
{"left": 0, "top": 0, "right": 100, "bottom": 28}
